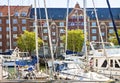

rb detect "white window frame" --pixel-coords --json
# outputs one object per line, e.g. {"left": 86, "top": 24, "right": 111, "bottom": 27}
{"left": 92, "top": 36, "right": 97, "bottom": 41}
{"left": 60, "top": 29, "right": 64, "bottom": 33}
{"left": 13, "top": 19, "right": 18, "bottom": 24}
{"left": 6, "top": 19, "right": 9, "bottom": 24}
{"left": 22, "top": 26, "right": 26, "bottom": 31}
{"left": 109, "top": 29, "right": 114, "bottom": 33}
{"left": 22, "top": 19, "right": 26, "bottom": 24}
{"left": 109, "top": 22, "right": 113, "bottom": 27}
{"left": 6, "top": 27, "right": 9, "bottom": 31}
{"left": 52, "top": 32, "right": 56, "bottom": 36}
{"left": 92, "top": 29, "right": 96, "bottom": 34}
{"left": 43, "top": 29, "right": 48, "bottom": 33}
{"left": 92, "top": 22, "right": 96, "bottom": 27}
{"left": 43, "top": 36, "right": 48, "bottom": 40}
{"left": 13, "top": 34, "right": 17, "bottom": 39}
{"left": 13, "top": 26, "right": 17, "bottom": 31}
{"left": 59, "top": 22, "right": 64, "bottom": 27}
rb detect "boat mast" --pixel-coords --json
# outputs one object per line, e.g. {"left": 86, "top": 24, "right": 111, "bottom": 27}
{"left": 106, "top": 0, "right": 120, "bottom": 45}
{"left": 8, "top": 0, "right": 12, "bottom": 50}
{"left": 43, "top": 0, "right": 54, "bottom": 71}
{"left": 65, "top": 0, "right": 69, "bottom": 54}
{"left": 83, "top": 0, "right": 88, "bottom": 60}
{"left": 34, "top": 0, "right": 39, "bottom": 71}
{"left": 92, "top": 0, "right": 107, "bottom": 56}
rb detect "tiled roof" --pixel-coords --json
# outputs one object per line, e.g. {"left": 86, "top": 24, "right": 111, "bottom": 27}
{"left": 87, "top": 8, "right": 120, "bottom": 20}
{"left": 0, "top": 6, "right": 31, "bottom": 16}
{"left": 30, "top": 8, "right": 120, "bottom": 20}
{"left": 30, "top": 8, "right": 72, "bottom": 20}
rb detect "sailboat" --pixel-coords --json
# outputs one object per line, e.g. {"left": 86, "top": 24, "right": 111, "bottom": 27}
{"left": 87, "top": 0, "right": 120, "bottom": 81}
{"left": 47, "top": 0, "right": 112, "bottom": 81}
{"left": 14, "top": 0, "right": 50, "bottom": 80}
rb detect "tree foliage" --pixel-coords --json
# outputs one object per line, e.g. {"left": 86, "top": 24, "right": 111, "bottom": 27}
{"left": 62, "top": 29, "right": 84, "bottom": 52}
{"left": 17, "top": 30, "right": 43, "bottom": 55}
{"left": 108, "top": 30, "right": 120, "bottom": 45}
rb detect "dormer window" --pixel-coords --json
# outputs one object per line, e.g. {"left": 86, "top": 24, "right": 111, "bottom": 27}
{"left": 21, "top": 12, "right": 27, "bottom": 16}
{"left": 0, "top": 12, "right": 3, "bottom": 16}
{"left": 14, "top": 12, "right": 19, "bottom": 16}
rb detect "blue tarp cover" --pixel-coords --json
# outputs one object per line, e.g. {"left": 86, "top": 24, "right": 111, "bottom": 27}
{"left": 15, "top": 56, "right": 37, "bottom": 66}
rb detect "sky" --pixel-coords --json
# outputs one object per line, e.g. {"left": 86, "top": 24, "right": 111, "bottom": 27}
{"left": 0, "top": 0, "right": 120, "bottom": 8}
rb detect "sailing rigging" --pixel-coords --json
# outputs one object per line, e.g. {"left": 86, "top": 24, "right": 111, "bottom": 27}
{"left": 106, "top": 0, "right": 120, "bottom": 45}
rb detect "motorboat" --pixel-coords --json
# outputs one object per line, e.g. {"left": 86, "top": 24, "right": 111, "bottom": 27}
{"left": 88, "top": 41, "right": 120, "bottom": 80}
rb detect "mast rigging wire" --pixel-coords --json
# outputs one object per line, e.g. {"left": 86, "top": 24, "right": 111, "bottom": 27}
{"left": 106, "top": 0, "right": 120, "bottom": 45}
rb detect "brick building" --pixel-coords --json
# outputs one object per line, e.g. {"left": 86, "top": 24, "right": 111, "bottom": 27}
{"left": 0, "top": 6, "right": 32, "bottom": 52}
{"left": 0, "top": 3, "right": 120, "bottom": 57}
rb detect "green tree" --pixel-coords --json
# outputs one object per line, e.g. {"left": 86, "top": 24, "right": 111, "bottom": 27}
{"left": 62, "top": 29, "right": 84, "bottom": 52}
{"left": 17, "top": 30, "right": 43, "bottom": 56}
{"left": 108, "top": 30, "right": 120, "bottom": 45}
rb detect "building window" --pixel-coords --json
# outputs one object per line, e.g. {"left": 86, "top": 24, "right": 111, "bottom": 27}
{"left": 79, "top": 15, "right": 83, "bottom": 19}
{"left": 0, "top": 12, "right": 2, "bottom": 16}
{"left": 6, "top": 19, "right": 9, "bottom": 24}
{"left": 109, "top": 22, "right": 113, "bottom": 27}
{"left": 59, "top": 22, "right": 64, "bottom": 26}
{"left": 92, "top": 36, "right": 97, "bottom": 41}
{"left": 21, "top": 12, "right": 27, "bottom": 16}
{"left": 60, "top": 29, "right": 64, "bottom": 33}
{"left": 0, "top": 42, "right": 2, "bottom": 46}
{"left": 80, "top": 22, "right": 84, "bottom": 26}
{"left": 60, "top": 43, "right": 64, "bottom": 47}
{"left": 6, "top": 34, "right": 9, "bottom": 39}
{"left": 33, "top": 22, "right": 35, "bottom": 27}
{"left": 7, "top": 41, "right": 10, "bottom": 46}
{"left": 52, "top": 39, "right": 56, "bottom": 43}
{"left": 0, "top": 19, "right": 2, "bottom": 24}
{"left": 0, "top": 34, "right": 2, "bottom": 39}
{"left": 71, "top": 15, "right": 76, "bottom": 19}
{"left": 13, "top": 42, "right": 17, "bottom": 46}
{"left": 0, "top": 27, "right": 2, "bottom": 31}
{"left": 6, "top": 27, "right": 9, "bottom": 31}
{"left": 43, "top": 36, "right": 48, "bottom": 40}
{"left": 22, "top": 26, "right": 26, "bottom": 31}
{"left": 43, "top": 29, "right": 48, "bottom": 33}
{"left": 52, "top": 32, "right": 56, "bottom": 36}
{"left": 14, "top": 12, "right": 19, "bottom": 16}
{"left": 43, "top": 22, "right": 47, "bottom": 27}
{"left": 13, "top": 26, "right": 17, "bottom": 31}
{"left": 71, "top": 22, "right": 75, "bottom": 26}
{"left": 13, "top": 34, "right": 17, "bottom": 39}
{"left": 102, "top": 32, "right": 105, "bottom": 36}
{"left": 109, "top": 29, "right": 114, "bottom": 33}
{"left": 92, "top": 22, "right": 96, "bottom": 27}
{"left": 13, "top": 19, "right": 18, "bottom": 24}
{"left": 44, "top": 43, "right": 48, "bottom": 46}
{"left": 44, "top": 49, "right": 48, "bottom": 55}
{"left": 22, "top": 19, "right": 26, "bottom": 24}
{"left": 92, "top": 29, "right": 96, "bottom": 33}
{"left": 52, "top": 26, "right": 55, "bottom": 29}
